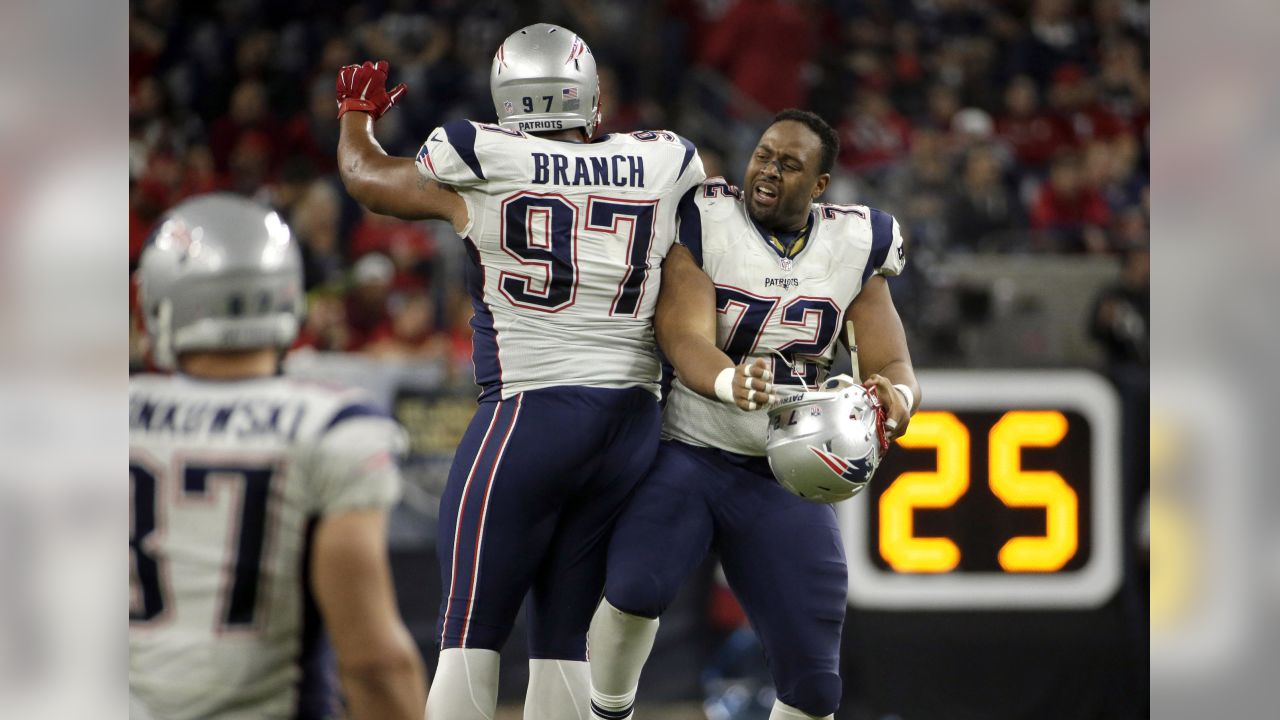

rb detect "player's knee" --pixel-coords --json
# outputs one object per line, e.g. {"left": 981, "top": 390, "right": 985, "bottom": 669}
{"left": 604, "top": 571, "right": 673, "bottom": 620}
{"left": 776, "top": 671, "right": 842, "bottom": 717}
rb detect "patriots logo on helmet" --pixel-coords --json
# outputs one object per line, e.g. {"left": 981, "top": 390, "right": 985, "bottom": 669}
{"left": 809, "top": 446, "right": 873, "bottom": 484}
{"left": 565, "top": 36, "right": 587, "bottom": 68}
{"left": 155, "top": 218, "right": 196, "bottom": 265}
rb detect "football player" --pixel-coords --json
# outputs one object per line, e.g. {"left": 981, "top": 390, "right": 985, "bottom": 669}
{"left": 588, "top": 110, "right": 921, "bottom": 720}
{"left": 130, "top": 195, "right": 427, "bottom": 719}
{"left": 335, "top": 24, "right": 706, "bottom": 720}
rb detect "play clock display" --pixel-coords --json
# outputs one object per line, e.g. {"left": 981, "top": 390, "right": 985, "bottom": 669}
{"left": 840, "top": 371, "right": 1122, "bottom": 609}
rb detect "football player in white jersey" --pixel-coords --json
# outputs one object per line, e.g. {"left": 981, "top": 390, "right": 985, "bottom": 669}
{"left": 588, "top": 110, "right": 921, "bottom": 720}
{"left": 334, "top": 24, "right": 706, "bottom": 720}
{"left": 130, "top": 194, "right": 427, "bottom": 719}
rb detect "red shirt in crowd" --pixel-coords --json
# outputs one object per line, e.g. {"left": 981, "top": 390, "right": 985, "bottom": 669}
{"left": 349, "top": 216, "right": 434, "bottom": 259}
{"left": 1029, "top": 184, "right": 1111, "bottom": 231}
{"left": 280, "top": 113, "right": 338, "bottom": 175}
{"left": 701, "top": 0, "right": 818, "bottom": 114}
{"left": 996, "top": 112, "right": 1072, "bottom": 168}
{"left": 838, "top": 106, "right": 913, "bottom": 172}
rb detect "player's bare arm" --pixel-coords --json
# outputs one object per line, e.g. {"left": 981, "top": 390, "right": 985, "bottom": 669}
{"left": 312, "top": 508, "right": 428, "bottom": 720}
{"left": 846, "top": 274, "right": 920, "bottom": 439}
{"left": 335, "top": 60, "right": 467, "bottom": 231}
{"left": 655, "top": 244, "right": 773, "bottom": 411}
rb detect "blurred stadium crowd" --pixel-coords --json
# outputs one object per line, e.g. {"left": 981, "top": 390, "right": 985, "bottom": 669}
{"left": 128, "top": 0, "right": 1149, "bottom": 374}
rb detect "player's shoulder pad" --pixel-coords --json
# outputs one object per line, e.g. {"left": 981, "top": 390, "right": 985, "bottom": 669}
{"left": 676, "top": 177, "right": 740, "bottom": 266}
{"left": 320, "top": 400, "right": 391, "bottom": 434}
{"left": 615, "top": 129, "right": 686, "bottom": 147}
{"left": 128, "top": 373, "right": 165, "bottom": 395}
{"left": 615, "top": 129, "right": 699, "bottom": 178}
{"left": 811, "top": 202, "right": 873, "bottom": 228}
{"left": 862, "top": 205, "right": 906, "bottom": 280}
{"left": 694, "top": 176, "right": 744, "bottom": 218}
{"left": 418, "top": 119, "right": 500, "bottom": 183}
{"left": 282, "top": 380, "right": 393, "bottom": 440}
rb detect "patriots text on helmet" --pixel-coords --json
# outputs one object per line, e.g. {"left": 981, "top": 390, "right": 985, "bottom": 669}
{"left": 517, "top": 119, "right": 565, "bottom": 130}
{"left": 531, "top": 152, "right": 646, "bottom": 188}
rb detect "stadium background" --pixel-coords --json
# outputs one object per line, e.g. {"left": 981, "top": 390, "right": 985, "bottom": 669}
{"left": 128, "top": 1, "right": 1149, "bottom": 718}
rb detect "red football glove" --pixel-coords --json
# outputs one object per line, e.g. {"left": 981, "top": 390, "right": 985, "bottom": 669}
{"left": 335, "top": 60, "right": 407, "bottom": 120}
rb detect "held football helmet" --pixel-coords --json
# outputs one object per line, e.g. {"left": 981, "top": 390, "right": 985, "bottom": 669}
{"left": 490, "top": 23, "right": 600, "bottom": 137}
{"left": 765, "top": 375, "right": 889, "bottom": 503}
{"left": 137, "top": 193, "right": 304, "bottom": 370}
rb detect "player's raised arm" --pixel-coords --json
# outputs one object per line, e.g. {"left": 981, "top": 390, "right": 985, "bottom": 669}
{"left": 312, "top": 507, "right": 428, "bottom": 720}
{"left": 846, "top": 273, "right": 920, "bottom": 440}
{"left": 655, "top": 243, "right": 773, "bottom": 411}
{"left": 336, "top": 60, "right": 466, "bottom": 230}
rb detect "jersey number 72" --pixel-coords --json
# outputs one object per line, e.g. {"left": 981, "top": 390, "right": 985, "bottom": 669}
{"left": 716, "top": 286, "right": 842, "bottom": 387}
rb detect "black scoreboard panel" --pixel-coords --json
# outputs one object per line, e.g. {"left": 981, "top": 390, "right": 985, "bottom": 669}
{"left": 836, "top": 371, "right": 1142, "bottom": 719}
{"left": 840, "top": 371, "right": 1122, "bottom": 609}
{"left": 869, "top": 409, "right": 1094, "bottom": 574}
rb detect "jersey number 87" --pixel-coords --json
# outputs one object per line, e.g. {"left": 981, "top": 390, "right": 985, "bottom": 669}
{"left": 130, "top": 459, "right": 277, "bottom": 629}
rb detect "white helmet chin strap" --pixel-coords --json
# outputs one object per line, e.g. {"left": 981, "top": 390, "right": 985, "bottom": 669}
{"left": 766, "top": 346, "right": 813, "bottom": 395}
{"left": 766, "top": 347, "right": 860, "bottom": 401}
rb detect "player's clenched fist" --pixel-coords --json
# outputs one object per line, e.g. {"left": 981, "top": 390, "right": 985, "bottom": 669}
{"left": 714, "top": 358, "right": 774, "bottom": 412}
{"left": 335, "top": 60, "right": 407, "bottom": 120}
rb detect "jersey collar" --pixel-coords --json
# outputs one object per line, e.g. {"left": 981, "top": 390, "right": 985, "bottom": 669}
{"left": 747, "top": 208, "right": 817, "bottom": 262}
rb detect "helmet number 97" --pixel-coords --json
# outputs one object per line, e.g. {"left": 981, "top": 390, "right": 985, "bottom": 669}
{"left": 523, "top": 96, "right": 554, "bottom": 113}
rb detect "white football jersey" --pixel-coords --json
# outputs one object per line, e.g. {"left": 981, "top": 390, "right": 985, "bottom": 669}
{"left": 129, "top": 374, "right": 405, "bottom": 720}
{"left": 663, "top": 179, "right": 907, "bottom": 456}
{"left": 416, "top": 122, "right": 705, "bottom": 400}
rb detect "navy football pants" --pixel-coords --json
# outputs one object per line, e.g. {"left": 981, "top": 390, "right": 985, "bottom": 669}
{"left": 605, "top": 440, "right": 848, "bottom": 716}
{"left": 436, "top": 386, "right": 661, "bottom": 660}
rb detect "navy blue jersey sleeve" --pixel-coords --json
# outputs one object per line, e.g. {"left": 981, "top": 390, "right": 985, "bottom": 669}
{"left": 321, "top": 402, "right": 389, "bottom": 433}
{"left": 672, "top": 134, "right": 706, "bottom": 196}
{"left": 861, "top": 208, "right": 906, "bottom": 283}
{"left": 416, "top": 120, "right": 488, "bottom": 187}
{"left": 675, "top": 186, "right": 704, "bottom": 267}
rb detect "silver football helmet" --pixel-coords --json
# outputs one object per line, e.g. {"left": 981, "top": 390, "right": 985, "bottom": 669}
{"left": 137, "top": 193, "right": 304, "bottom": 370}
{"left": 490, "top": 23, "right": 600, "bottom": 137}
{"left": 765, "top": 376, "right": 888, "bottom": 503}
